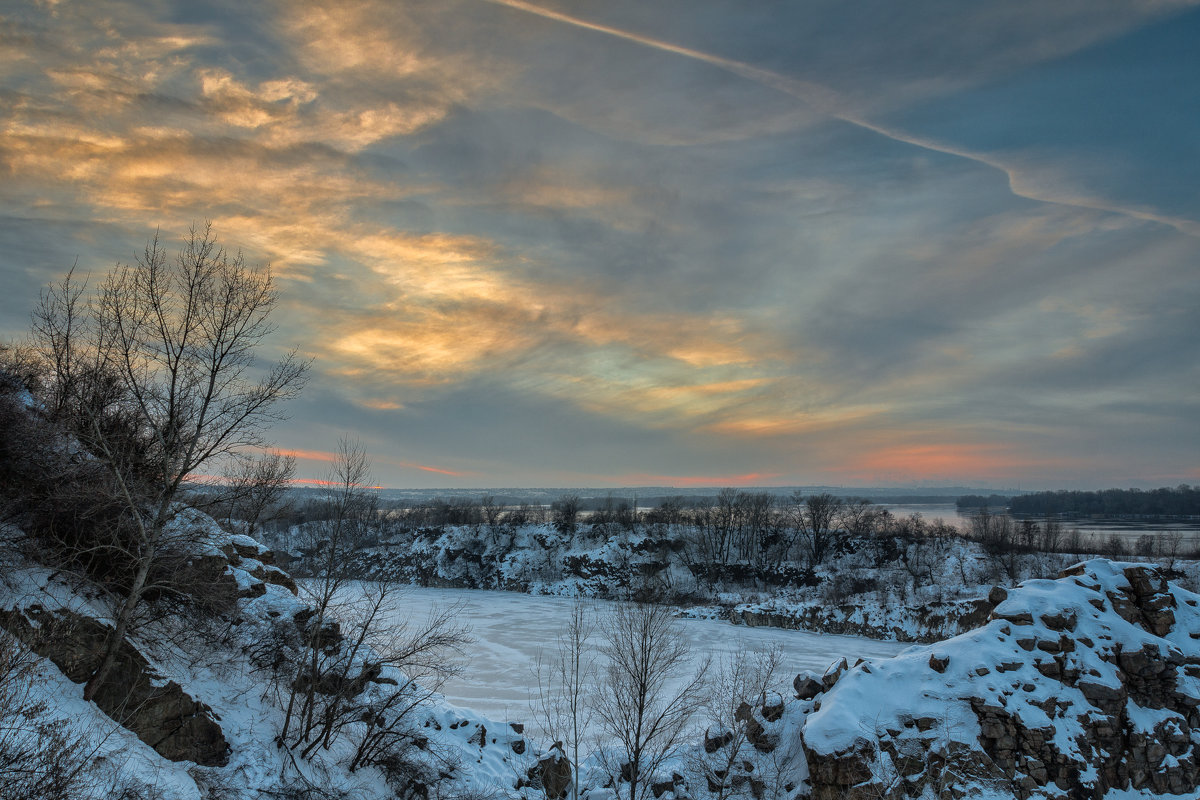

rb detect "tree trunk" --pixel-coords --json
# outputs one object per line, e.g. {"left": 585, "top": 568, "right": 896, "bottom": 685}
{"left": 83, "top": 536, "right": 156, "bottom": 701}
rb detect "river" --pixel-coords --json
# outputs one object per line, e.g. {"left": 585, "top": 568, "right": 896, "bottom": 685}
{"left": 883, "top": 503, "right": 1200, "bottom": 546}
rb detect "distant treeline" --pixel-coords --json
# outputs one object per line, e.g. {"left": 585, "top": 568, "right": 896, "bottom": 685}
{"left": 958, "top": 487, "right": 1200, "bottom": 517}
{"left": 868, "top": 495, "right": 966, "bottom": 505}
{"left": 956, "top": 494, "right": 1017, "bottom": 509}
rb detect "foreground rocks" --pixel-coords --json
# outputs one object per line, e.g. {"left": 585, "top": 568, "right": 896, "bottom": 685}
{"left": 799, "top": 560, "right": 1200, "bottom": 799}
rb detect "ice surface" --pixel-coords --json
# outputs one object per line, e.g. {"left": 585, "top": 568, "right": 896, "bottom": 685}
{"left": 376, "top": 586, "right": 908, "bottom": 734}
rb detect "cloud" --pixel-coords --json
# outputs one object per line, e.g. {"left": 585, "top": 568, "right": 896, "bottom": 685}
{"left": 483, "top": 0, "right": 1200, "bottom": 237}
{"left": 2, "top": 0, "right": 1198, "bottom": 488}
{"left": 620, "top": 471, "right": 784, "bottom": 488}
{"left": 273, "top": 447, "right": 468, "bottom": 478}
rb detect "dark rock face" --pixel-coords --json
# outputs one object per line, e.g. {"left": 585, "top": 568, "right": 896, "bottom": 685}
{"left": 801, "top": 561, "right": 1200, "bottom": 800}
{"left": 531, "top": 747, "right": 572, "bottom": 800}
{"left": 0, "top": 606, "right": 228, "bottom": 766}
{"left": 730, "top": 597, "right": 993, "bottom": 643}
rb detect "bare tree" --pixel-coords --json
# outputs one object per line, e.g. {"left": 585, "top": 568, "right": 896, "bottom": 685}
{"left": 29, "top": 223, "right": 308, "bottom": 702}
{"left": 553, "top": 495, "right": 580, "bottom": 536}
{"left": 791, "top": 492, "right": 844, "bottom": 568}
{"left": 731, "top": 492, "right": 774, "bottom": 567}
{"left": 220, "top": 450, "right": 296, "bottom": 540}
{"left": 267, "top": 441, "right": 472, "bottom": 790}
{"left": 0, "top": 627, "right": 132, "bottom": 800}
{"left": 481, "top": 495, "right": 506, "bottom": 545}
{"left": 836, "top": 498, "right": 885, "bottom": 538}
{"left": 280, "top": 437, "right": 375, "bottom": 746}
{"left": 592, "top": 603, "right": 708, "bottom": 800}
{"left": 694, "top": 647, "right": 787, "bottom": 800}
{"left": 345, "top": 594, "right": 471, "bottom": 774}
{"left": 533, "top": 603, "right": 597, "bottom": 800}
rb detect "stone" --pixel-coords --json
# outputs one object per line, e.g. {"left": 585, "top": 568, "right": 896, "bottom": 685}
{"left": 794, "top": 673, "right": 824, "bottom": 700}
{"left": 1124, "top": 565, "right": 1168, "bottom": 598}
{"left": 705, "top": 728, "right": 733, "bottom": 753}
{"left": 801, "top": 560, "right": 1200, "bottom": 800}
{"left": 651, "top": 779, "right": 675, "bottom": 798}
{"left": 822, "top": 657, "right": 848, "bottom": 691}
{"left": 1039, "top": 610, "right": 1077, "bottom": 632}
{"left": 249, "top": 564, "right": 298, "bottom": 595}
{"left": 532, "top": 747, "right": 572, "bottom": 800}
{"left": 988, "top": 586, "right": 1009, "bottom": 606}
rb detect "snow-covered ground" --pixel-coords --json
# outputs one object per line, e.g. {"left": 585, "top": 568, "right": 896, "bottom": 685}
{"left": 372, "top": 586, "right": 909, "bottom": 734}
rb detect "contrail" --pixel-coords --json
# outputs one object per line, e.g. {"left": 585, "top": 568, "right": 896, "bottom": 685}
{"left": 483, "top": 0, "right": 1200, "bottom": 238}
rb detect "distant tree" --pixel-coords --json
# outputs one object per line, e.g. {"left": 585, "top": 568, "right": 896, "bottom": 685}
{"left": 792, "top": 492, "right": 844, "bottom": 567}
{"left": 221, "top": 450, "right": 296, "bottom": 540}
{"left": 739, "top": 492, "right": 775, "bottom": 567}
{"left": 553, "top": 494, "right": 580, "bottom": 536}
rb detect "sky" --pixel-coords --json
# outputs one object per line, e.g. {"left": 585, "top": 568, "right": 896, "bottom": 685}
{"left": 1, "top": 0, "right": 1198, "bottom": 490}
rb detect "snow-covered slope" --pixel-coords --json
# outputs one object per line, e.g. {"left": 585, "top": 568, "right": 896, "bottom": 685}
{"left": 0, "top": 512, "right": 540, "bottom": 800}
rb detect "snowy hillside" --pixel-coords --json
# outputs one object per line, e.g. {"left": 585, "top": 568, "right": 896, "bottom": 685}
{"left": 0, "top": 511, "right": 538, "bottom": 800}
{"left": 4, "top": 500, "right": 1200, "bottom": 800}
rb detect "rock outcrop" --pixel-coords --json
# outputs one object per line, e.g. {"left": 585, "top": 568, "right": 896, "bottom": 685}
{"left": 729, "top": 596, "right": 995, "bottom": 643}
{"left": 800, "top": 560, "right": 1200, "bottom": 799}
{"left": 0, "top": 605, "right": 229, "bottom": 766}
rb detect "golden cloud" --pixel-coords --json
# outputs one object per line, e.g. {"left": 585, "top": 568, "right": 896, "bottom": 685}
{"left": 1, "top": 0, "right": 814, "bottom": 440}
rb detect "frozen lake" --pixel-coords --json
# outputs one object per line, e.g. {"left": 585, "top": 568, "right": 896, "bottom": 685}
{"left": 376, "top": 587, "right": 909, "bottom": 732}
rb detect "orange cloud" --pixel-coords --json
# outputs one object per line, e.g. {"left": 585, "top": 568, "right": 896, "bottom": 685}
{"left": 273, "top": 447, "right": 341, "bottom": 463}
{"left": 411, "top": 464, "right": 465, "bottom": 477}
{"left": 288, "top": 477, "right": 384, "bottom": 489}
{"left": 831, "top": 443, "right": 1089, "bottom": 484}
{"left": 273, "top": 448, "right": 467, "bottom": 479}
{"left": 0, "top": 0, "right": 820, "bottom": 444}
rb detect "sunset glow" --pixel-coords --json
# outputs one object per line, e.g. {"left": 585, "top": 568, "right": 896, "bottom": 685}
{"left": 2, "top": 1, "right": 1197, "bottom": 489}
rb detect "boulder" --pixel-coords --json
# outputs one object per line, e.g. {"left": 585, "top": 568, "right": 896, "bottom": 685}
{"left": 532, "top": 746, "right": 572, "bottom": 800}
{"left": 794, "top": 672, "right": 824, "bottom": 700}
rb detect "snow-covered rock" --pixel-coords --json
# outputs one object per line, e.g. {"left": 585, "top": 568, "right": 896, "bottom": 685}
{"left": 799, "top": 560, "right": 1200, "bottom": 799}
